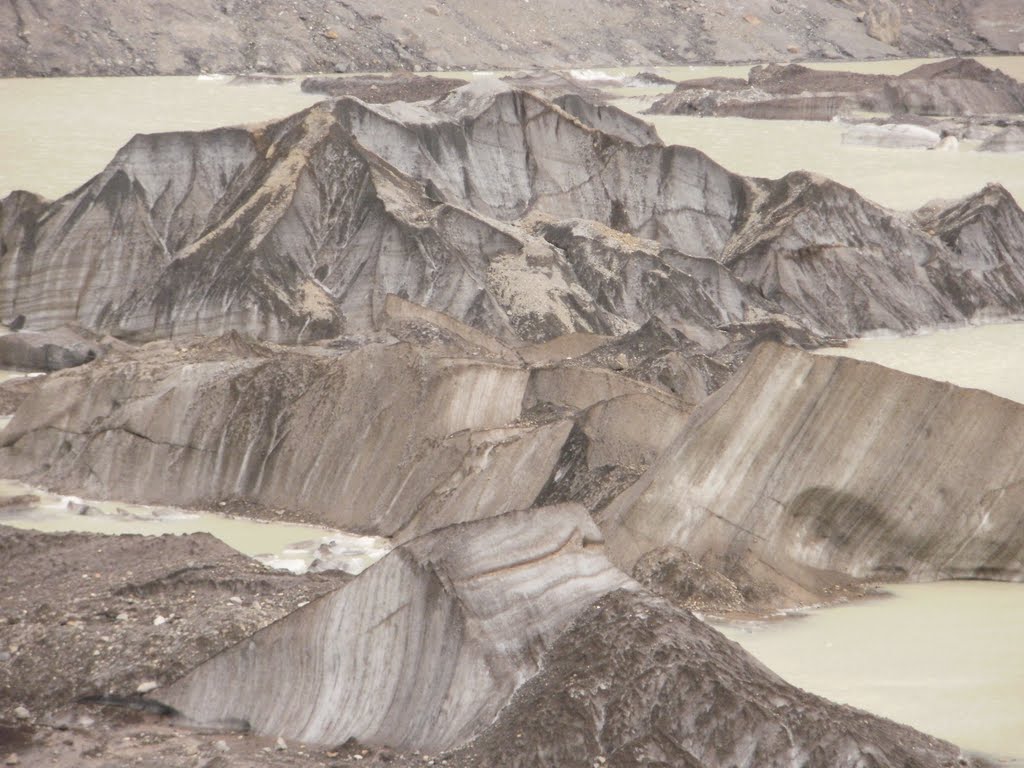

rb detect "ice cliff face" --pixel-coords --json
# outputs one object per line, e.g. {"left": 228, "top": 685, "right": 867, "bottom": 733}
{"left": 1, "top": 81, "right": 1022, "bottom": 766}
{"left": 602, "top": 342, "right": 1024, "bottom": 606}
{"left": 5, "top": 83, "right": 1024, "bottom": 355}
{"left": 153, "top": 509, "right": 984, "bottom": 766}
{"left": 0, "top": 312, "right": 689, "bottom": 540}
{"left": 157, "top": 506, "right": 632, "bottom": 750}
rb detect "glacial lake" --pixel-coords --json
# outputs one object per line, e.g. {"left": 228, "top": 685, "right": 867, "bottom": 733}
{"left": 2, "top": 56, "right": 1024, "bottom": 210}
{"left": 728, "top": 319, "right": 1024, "bottom": 762}
{"left": 715, "top": 581, "right": 1024, "bottom": 762}
{"left": 819, "top": 321, "right": 1024, "bottom": 405}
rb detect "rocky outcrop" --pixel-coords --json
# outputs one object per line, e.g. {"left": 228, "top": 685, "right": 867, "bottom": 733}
{"left": 864, "top": 0, "right": 901, "bottom": 46}
{"left": 156, "top": 505, "right": 632, "bottom": 750}
{"left": 0, "top": 85, "right": 735, "bottom": 344}
{"left": 649, "top": 57, "right": 1024, "bottom": 120}
{"left": 915, "top": 183, "right": 1024, "bottom": 309}
{"left": 722, "top": 174, "right": 1024, "bottom": 337}
{"left": 884, "top": 58, "right": 1024, "bottom": 116}
{"left": 451, "top": 590, "right": 980, "bottom": 768}
{"left": 601, "top": 342, "right": 1024, "bottom": 609}
{"left": 970, "top": 0, "right": 1024, "bottom": 54}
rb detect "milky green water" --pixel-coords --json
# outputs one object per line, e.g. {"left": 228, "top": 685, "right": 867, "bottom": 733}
{"left": 3, "top": 56, "right": 1024, "bottom": 208}
{"left": 818, "top": 321, "right": 1024, "bottom": 405}
{"left": 0, "top": 477, "right": 390, "bottom": 574}
{"left": 605, "top": 55, "right": 1024, "bottom": 210}
{"left": 630, "top": 111, "right": 1024, "bottom": 211}
{"left": 716, "top": 582, "right": 1024, "bottom": 761}
{"left": 0, "top": 75, "right": 321, "bottom": 200}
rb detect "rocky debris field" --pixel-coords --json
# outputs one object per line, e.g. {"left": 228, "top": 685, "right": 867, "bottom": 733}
{"left": 1, "top": 0, "right": 1023, "bottom": 77}
{"left": 2, "top": 61, "right": 1023, "bottom": 768}
{"left": 0, "top": 526, "right": 351, "bottom": 718}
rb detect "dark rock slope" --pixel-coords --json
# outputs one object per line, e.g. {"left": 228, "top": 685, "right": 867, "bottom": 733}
{"left": 0, "top": 525, "right": 352, "bottom": 717}
{"left": 5, "top": 83, "right": 1024, "bottom": 358}
{"left": 1, "top": 0, "right": 1019, "bottom": 77}
{"left": 602, "top": 342, "right": 1024, "bottom": 609}
{"left": 449, "top": 590, "right": 978, "bottom": 768}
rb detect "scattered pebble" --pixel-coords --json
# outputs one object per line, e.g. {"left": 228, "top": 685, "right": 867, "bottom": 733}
{"left": 12, "top": 706, "right": 29, "bottom": 720}
{"left": 136, "top": 681, "right": 159, "bottom": 694}
{"left": 213, "top": 740, "right": 230, "bottom": 753}
{"left": 153, "top": 615, "right": 167, "bottom": 626}
{"left": 5, "top": 753, "right": 18, "bottom": 766}
{"left": 275, "top": 736, "right": 288, "bottom": 751}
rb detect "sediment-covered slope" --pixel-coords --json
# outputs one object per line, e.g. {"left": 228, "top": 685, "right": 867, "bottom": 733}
{"left": 156, "top": 505, "right": 632, "bottom": 751}
{"left": 450, "top": 590, "right": 980, "bottom": 768}
{"left": 0, "top": 525, "right": 352, "bottom": 716}
{"left": 3, "top": 0, "right": 1014, "bottom": 77}
{"left": 7, "top": 83, "right": 1024, "bottom": 355}
{"left": 331, "top": 83, "right": 742, "bottom": 259}
{"left": 602, "top": 342, "right": 1024, "bottom": 606}
{"left": 0, "top": 327, "right": 690, "bottom": 538}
